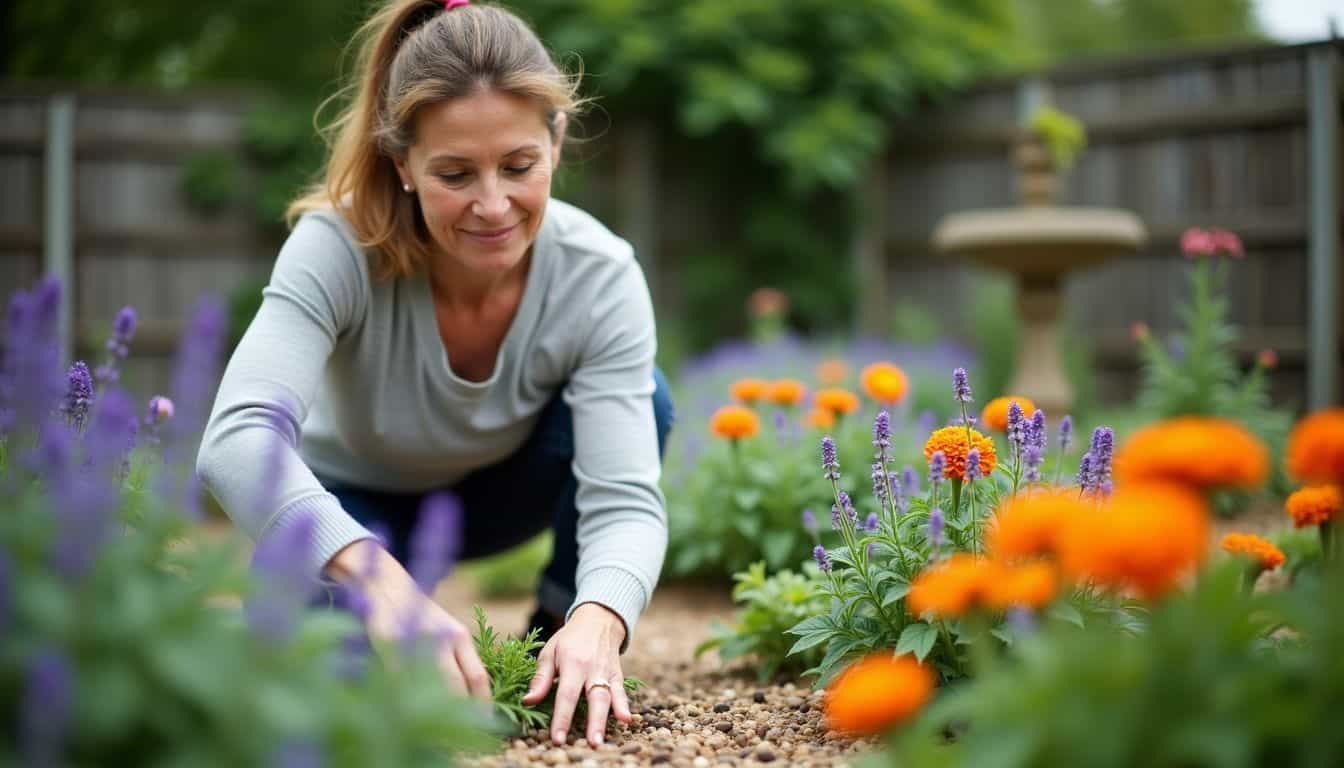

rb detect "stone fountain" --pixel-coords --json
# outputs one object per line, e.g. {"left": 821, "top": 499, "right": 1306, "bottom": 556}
{"left": 931, "top": 119, "right": 1147, "bottom": 418}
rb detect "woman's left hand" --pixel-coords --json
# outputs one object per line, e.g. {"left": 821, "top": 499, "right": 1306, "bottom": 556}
{"left": 522, "top": 602, "right": 632, "bottom": 746}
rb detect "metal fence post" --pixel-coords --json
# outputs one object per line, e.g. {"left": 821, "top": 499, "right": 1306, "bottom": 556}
{"left": 1307, "top": 43, "right": 1340, "bottom": 408}
{"left": 44, "top": 94, "right": 76, "bottom": 365}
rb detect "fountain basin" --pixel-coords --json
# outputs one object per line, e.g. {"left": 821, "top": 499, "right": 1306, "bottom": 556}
{"left": 932, "top": 207, "right": 1147, "bottom": 278}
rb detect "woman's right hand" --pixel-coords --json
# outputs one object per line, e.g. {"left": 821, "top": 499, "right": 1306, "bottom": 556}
{"left": 326, "top": 539, "right": 492, "bottom": 700}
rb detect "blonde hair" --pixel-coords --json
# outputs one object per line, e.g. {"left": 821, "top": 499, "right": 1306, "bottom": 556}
{"left": 286, "top": 0, "right": 584, "bottom": 279}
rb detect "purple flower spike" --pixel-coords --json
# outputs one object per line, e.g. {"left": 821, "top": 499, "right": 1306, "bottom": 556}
{"left": 864, "top": 512, "right": 881, "bottom": 534}
{"left": 61, "top": 362, "right": 93, "bottom": 431}
{"left": 1088, "top": 426, "right": 1115, "bottom": 491}
{"left": 831, "top": 503, "right": 844, "bottom": 530}
{"left": 837, "top": 490, "right": 858, "bottom": 527}
{"left": 1029, "top": 409, "right": 1047, "bottom": 450}
{"left": 873, "top": 410, "right": 891, "bottom": 450}
{"left": 22, "top": 649, "right": 72, "bottom": 768}
{"left": 1076, "top": 452, "right": 1094, "bottom": 491}
{"left": 917, "top": 409, "right": 937, "bottom": 438}
{"left": 409, "top": 492, "right": 463, "bottom": 594}
{"left": 927, "top": 507, "right": 945, "bottom": 549}
{"left": 1059, "top": 415, "right": 1073, "bottom": 453}
{"left": 802, "top": 508, "right": 818, "bottom": 534}
{"left": 1023, "top": 445, "right": 1044, "bottom": 482}
{"left": 2, "top": 279, "right": 65, "bottom": 437}
{"left": 95, "top": 306, "right": 138, "bottom": 387}
{"left": 813, "top": 545, "right": 833, "bottom": 573}
{"left": 902, "top": 465, "right": 919, "bottom": 498}
{"left": 965, "top": 448, "right": 981, "bottom": 483}
{"left": 929, "top": 450, "right": 946, "bottom": 486}
{"left": 821, "top": 436, "right": 840, "bottom": 481}
{"left": 872, "top": 462, "right": 888, "bottom": 506}
{"left": 247, "top": 513, "right": 318, "bottom": 644}
{"left": 953, "top": 368, "right": 973, "bottom": 403}
{"left": 1006, "top": 401, "right": 1026, "bottom": 448}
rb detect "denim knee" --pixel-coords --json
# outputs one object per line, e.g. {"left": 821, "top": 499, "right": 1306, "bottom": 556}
{"left": 652, "top": 366, "right": 675, "bottom": 456}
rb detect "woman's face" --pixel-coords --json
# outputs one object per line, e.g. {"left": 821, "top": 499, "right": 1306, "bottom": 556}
{"left": 395, "top": 90, "right": 562, "bottom": 279}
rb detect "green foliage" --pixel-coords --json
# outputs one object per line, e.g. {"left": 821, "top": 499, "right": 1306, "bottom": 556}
{"left": 884, "top": 558, "right": 1344, "bottom": 767}
{"left": 1028, "top": 106, "right": 1086, "bottom": 170}
{"left": 0, "top": 448, "right": 497, "bottom": 766}
{"left": 1134, "top": 254, "right": 1294, "bottom": 494}
{"left": 471, "top": 607, "right": 641, "bottom": 736}
{"left": 181, "top": 150, "right": 244, "bottom": 214}
{"left": 1014, "top": 0, "right": 1264, "bottom": 61}
{"left": 462, "top": 533, "right": 551, "bottom": 599}
{"left": 695, "top": 562, "right": 829, "bottom": 682}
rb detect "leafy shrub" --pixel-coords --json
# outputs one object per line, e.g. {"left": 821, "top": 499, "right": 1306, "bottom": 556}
{"left": 885, "top": 558, "right": 1344, "bottom": 768}
{"left": 0, "top": 279, "right": 497, "bottom": 766}
{"left": 664, "top": 335, "right": 973, "bottom": 579}
{"left": 461, "top": 533, "right": 551, "bottom": 599}
{"left": 1134, "top": 228, "right": 1293, "bottom": 496}
{"left": 695, "top": 562, "right": 829, "bottom": 682}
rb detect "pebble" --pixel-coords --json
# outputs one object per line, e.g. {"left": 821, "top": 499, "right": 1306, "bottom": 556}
{"left": 713, "top": 703, "right": 731, "bottom": 713}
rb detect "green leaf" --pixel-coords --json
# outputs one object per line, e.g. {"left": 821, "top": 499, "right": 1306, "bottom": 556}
{"left": 786, "top": 614, "right": 835, "bottom": 636}
{"left": 881, "top": 581, "right": 910, "bottom": 607}
{"left": 733, "top": 514, "right": 763, "bottom": 539}
{"left": 787, "top": 631, "right": 832, "bottom": 656}
{"left": 732, "top": 488, "right": 763, "bottom": 511}
{"left": 1049, "top": 602, "right": 1086, "bottom": 628}
{"left": 895, "top": 622, "right": 939, "bottom": 662}
{"left": 761, "top": 531, "right": 795, "bottom": 569}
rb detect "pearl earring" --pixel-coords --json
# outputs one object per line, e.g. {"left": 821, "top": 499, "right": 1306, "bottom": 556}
{"left": 403, "top": 182, "right": 413, "bottom": 193}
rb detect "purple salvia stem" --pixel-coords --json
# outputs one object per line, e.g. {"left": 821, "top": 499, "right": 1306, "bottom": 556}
{"left": 821, "top": 436, "right": 840, "bottom": 481}
{"left": 830, "top": 503, "right": 844, "bottom": 531}
{"left": 409, "top": 492, "right": 463, "bottom": 594}
{"left": 1076, "top": 452, "right": 1095, "bottom": 492}
{"left": 1023, "top": 445, "right": 1044, "bottom": 483}
{"left": 952, "top": 367, "right": 973, "bottom": 403}
{"left": 902, "top": 465, "right": 919, "bottom": 499}
{"left": 872, "top": 461, "right": 888, "bottom": 507}
{"left": 1088, "top": 426, "right": 1114, "bottom": 492}
{"left": 247, "top": 512, "right": 318, "bottom": 644}
{"left": 1058, "top": 415, "right": 1073, "bottom": 452}
{"left": 2, "top": 280, "right": 64, "bottom": 440}
{"left": 837, "top": 490, "right": 858, "bottom": 527}
{"left": 864, "top": 512, "right": 881, "bottom": 534}
{"left": 22, "top": 649, "right": 73, "bottom": 768}
{"left": 873, "top": 410, "right": 891, "bottom": 451}
{"left": 1006, "top": 400, "right": 1026, "bottom": 451}
{"left": 1029, "top": 409, "right": 1047, "bottom": 450}
{"left": 927, "top": 507, "right": 945, "bottom": 550}
{"left": 813, "top": 545, "right": 833, "bottom": 573}
{"left": 61, "top": 361, "right": 93, "bottom": 431}
{"left": 965, "top": 448, "right": 981, "bottom": 483}
{"left": 94, "top": 306, "right": 137, "bottom": 389}
{"left": 801, "top": 508, "right": 818, "bottom": 535}
{"left": 929, "top": 450, "right": 946, "bottom": 487}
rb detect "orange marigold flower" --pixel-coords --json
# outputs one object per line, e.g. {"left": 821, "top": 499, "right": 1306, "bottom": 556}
{"left": 730, "top": 378, "right": 769, "bottom": 404}
{"left": 1285, "top": 485, "right": 1343, "bottom": 528}
{"left": 825, "top": 653, "right": 935, "bottom": 737}
{"left": 766, "top": 378, "right": 807, "bottom": 407}
{"left": 907, "top": 554, "right": 1001, "bottom": 617}
{"left": 814, "top": 388, "right": 861, "bottom": 415}
{"left": 709, "top": 405, "right": 760, "bottom": 440}
{"left": 987, "top": 488, "right": 1092, "bottom": 561}
{"left": 987, "top": 561, "right": 1059, "bottom": 610}
{"left": 1286, "top": 408, "right": 1344, "bottom": 485}
{"left": 803, "top": 407, "right": 836, "bottom": 430}
{"left": 980, "top": 396, "right": 1037, "bottom": 432}
{"left": 1112, "top": 417, "right": 1269, "bottom": 490}
{"left": 817, "top": 359, "right": 850, "bottom": 385}
{"left": 923, "top": 426, "right": 997, "bottom": 482}
{"left": 1220, "top": 533, "right": 1286, "bottom": 571}
{"left": 1058, "top": 482, "right": 1210, "bottom": 600}
{"left": 860, "top": 362, "right": 909, "bottom": 405}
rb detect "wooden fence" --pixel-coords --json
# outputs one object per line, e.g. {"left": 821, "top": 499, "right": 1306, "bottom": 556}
{"left": 867, "top": 39, "right": 1343, "bottom": 407}
{"left": 1, "top": 38, "right": 1340, "bottom": 407}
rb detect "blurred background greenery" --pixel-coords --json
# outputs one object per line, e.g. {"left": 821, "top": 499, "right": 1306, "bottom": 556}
{"left": 2, "top": 0, "right": 1268, "bottom": 368}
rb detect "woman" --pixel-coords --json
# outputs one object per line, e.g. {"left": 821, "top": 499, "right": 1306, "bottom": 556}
{"left": 196, "top": 0, "right": 672, "bottom": 748}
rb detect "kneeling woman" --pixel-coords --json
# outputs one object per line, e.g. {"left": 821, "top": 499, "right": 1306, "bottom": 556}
{"left": 196, "top": 0, "right": 672, "bottom": 748}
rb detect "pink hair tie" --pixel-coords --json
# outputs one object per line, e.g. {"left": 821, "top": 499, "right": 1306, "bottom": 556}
{"left": 445, "top": 0, "right": 469, "bottom": 9}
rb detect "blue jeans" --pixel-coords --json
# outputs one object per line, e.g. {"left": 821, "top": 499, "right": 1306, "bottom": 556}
{"left": 320, "top": 368, "right": 674, "bottom": 619}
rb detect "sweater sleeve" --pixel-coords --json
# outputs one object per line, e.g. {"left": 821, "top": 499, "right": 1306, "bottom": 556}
{"left": 562, "top": 256, "right": 667, "bottom": 652}
{"left": 196, "top": 212, "right": 375, "bottom": 579}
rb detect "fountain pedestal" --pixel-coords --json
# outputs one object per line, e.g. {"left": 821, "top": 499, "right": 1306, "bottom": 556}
{"left": 932, "top": 202, "right": 1146, "bottom": 418}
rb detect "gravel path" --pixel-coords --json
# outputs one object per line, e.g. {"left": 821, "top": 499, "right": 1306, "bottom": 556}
{"left": 439, "top": 582, "right": 872, "bottom": 767}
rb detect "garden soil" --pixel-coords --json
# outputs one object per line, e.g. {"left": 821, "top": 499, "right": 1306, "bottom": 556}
{"left": 440, "top": 579, "right": 876, "bottom": 768}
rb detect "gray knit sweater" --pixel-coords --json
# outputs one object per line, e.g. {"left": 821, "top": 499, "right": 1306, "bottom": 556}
{"left": 196, "top": 200, "right": 666, "bottom": 641}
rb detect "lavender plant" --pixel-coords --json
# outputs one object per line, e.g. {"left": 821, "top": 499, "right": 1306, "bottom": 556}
{"left": 783, "top": 370, "right": 1117, "bottom": 686}
{"left": 0, "top": 279, "right": 496, "bottom": 766}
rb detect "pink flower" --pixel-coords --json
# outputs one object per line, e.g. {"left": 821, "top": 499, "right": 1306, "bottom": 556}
{"left": 1209, "top": 228, "right": 1244, "bottom": 258}
{"left": 1180, "top": 228, "right": 1216, "bottom": 258}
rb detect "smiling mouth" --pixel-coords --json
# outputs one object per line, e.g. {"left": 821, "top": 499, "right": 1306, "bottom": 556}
{"left": 464, "top": 224, "right": 518, "bottom": 239}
